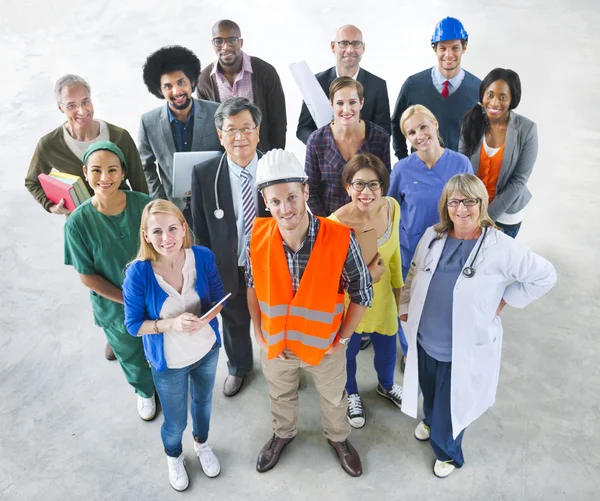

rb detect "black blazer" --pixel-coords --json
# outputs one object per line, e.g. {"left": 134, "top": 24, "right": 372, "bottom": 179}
{"left": 191, "top": 152, "right": 269, "bottom": 298}
{"left": 296, "top": 66, "right": 391, "bottom": 144}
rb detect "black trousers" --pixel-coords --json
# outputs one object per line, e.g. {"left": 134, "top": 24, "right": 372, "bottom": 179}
{"left": 220, "top": 267, "right": 253, "bottom": 377}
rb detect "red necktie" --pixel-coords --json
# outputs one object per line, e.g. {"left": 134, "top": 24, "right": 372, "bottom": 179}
{"left": 441, "top": 80, "right": 450, "bottom": 98}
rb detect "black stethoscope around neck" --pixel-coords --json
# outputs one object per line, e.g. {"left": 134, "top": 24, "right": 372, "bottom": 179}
{"left": 213, "top": 150, "right": 263, "bottom": 220}
{"left": 426, "top": 227, "right": 488, "bottom": 278}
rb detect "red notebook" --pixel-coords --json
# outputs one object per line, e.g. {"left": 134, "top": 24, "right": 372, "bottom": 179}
{"left": 38, "top": 173, "right": 77, "bottom": 211}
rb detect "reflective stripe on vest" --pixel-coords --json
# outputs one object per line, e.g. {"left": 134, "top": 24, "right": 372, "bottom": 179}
{"left": 261, "top": 329, "right": 338, "bottom": 349}
{"left": 258, "top": 301, "right": 345, "bottom": 324}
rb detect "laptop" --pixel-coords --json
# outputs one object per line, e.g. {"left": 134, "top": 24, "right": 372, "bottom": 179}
{"left": 172, "top": 151, "right": 222, "bottom": 199}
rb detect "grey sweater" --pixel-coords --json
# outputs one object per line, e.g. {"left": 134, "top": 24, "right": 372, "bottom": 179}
{"left": 391, "top": 68, "right": 480, "bottom": 160}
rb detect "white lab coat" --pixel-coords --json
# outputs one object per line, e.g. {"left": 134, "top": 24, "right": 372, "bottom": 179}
{"left": 399, "top": 226, "right": 556, "bottom": 438}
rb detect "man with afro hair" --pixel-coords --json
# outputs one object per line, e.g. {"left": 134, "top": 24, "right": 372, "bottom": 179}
{"left": 139, "top": 45, "right": 221, "bottom": 222}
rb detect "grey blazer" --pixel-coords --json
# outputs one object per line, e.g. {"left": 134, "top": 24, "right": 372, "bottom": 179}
{"left": 459, "top": 111, "right": 538, "bottom": 221}
{"left": 138, "top": 98, "right": 222, "bottom": 209}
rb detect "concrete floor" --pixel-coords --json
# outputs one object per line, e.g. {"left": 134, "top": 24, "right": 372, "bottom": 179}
{"left": 1, "top": 0, "right": 599, "bottom": 500}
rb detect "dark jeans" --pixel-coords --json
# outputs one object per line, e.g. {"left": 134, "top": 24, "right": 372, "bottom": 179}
{"left": 151, "top": 343, "right": 219, "bottom": 458}
{"left": 418, "top": 343, "right": 465, "bottom": 467}
{"left": 496, "top": 221, "right": 521, "bottom": 239}
{"left": 346, "top": 331, "right": 397, "bottom": 394}
{"left": 220, "top": 267, "right": 253, "bottom": 377}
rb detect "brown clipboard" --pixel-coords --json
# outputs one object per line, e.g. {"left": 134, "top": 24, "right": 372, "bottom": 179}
{"left": 355, "top": 228, "right": 377, "bottom": 265}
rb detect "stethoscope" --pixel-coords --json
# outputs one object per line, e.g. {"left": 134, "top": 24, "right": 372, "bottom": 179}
{"left": 213, "top": 150, "right": 263, "bottom": 220}
{"left": 422, "top": 227, "right": 488, "bottom": 278}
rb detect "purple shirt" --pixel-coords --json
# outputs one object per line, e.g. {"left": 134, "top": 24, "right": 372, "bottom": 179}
{"left": 305, "top": 121, "right": 391, "bottom": 216}
{"left": 212, "top": 51, "right": 254, "bottom": 103}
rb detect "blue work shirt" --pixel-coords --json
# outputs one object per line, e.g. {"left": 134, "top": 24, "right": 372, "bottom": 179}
{"left": 167, "top": 100, "right": 195, "bottom": 152}
{"left": 417, "top": 236, "right": 478, "bottom": 362}
{"left": 388, "top": 148, "right": 473, "bottom": 278}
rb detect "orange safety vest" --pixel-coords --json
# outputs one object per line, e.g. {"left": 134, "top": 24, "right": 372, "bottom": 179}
{"left": 250, "top": 216, "right": 350, "bottom": 365}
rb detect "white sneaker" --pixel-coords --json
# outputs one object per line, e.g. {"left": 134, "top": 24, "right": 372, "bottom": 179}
{"left": 167, "top": 454, "right": 189, "bottom": 491}
{"left": 137, "top": 394, "right": 156, "bottom": 421}
{"left": 194, "top": 442, "right": 221, "bottom": 478}
{"left": 414, "top": 421, "right": 431, "bottom": 441}
{"left": 347, "top": 393, "right": 366, "bottom": 428}
{"left": 433, "top": 459, "right": 456, "bottom": 478}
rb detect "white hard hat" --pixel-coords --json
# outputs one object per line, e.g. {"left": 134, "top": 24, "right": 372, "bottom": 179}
{"left": 255, "top": 149, "right": 308, "bottom": 190}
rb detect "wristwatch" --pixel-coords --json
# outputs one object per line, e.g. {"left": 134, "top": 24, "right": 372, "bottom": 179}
{"left": 338, "top": 336, "right": 351, "bottom": 346}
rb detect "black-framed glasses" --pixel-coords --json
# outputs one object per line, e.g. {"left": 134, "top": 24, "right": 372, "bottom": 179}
{"left": 212, "top": 37, "right": 241, "bottom": 48}
{"left": 447, "top": 198, "right": 480, "bottom": 208}
{"left": 336, "top": 40, "right": 364, "bottom": 49}
{"left": 60, "top": 98, "right": 92, "bottom": 111}
{"left": 351, "top": 180, "right": 382, "bottom": 192}
{"left": 220, "top": 126, "right": 258, "bottom": 137}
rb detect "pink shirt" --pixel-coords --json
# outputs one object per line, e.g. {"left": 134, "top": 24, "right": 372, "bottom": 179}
{"left": 212, "top": 51, "right": 254, "bottom": 103}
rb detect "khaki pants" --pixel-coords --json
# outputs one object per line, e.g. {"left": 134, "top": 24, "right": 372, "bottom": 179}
{"left": 261, "top": 347, "right": 350, "bottom": 442}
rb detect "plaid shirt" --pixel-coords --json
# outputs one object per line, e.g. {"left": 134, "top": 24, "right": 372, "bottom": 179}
{"left": 245, "top": 215, "right": 373, "bottom": 306}
{"left": 304, "top": 120, "right": 391, "bottom": 216}
{"left": 212, "top": 51, "right": 254, "bottom": 103}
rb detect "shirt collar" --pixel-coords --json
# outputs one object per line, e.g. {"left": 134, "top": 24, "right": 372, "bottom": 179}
{"left": 282, "top": 213, "right": 318, "bottom": 254}
{"left": 212, "top": 51, "right": 253, "bottom": 78}
{"left": 432, "top": 66, "right": 465, "bottom": 87}
{"left": 167, "top": 99, "right": 195, "bottom": 124}
{"left": 226, "top": 152, "right": 259, "bottom": 179}
{"left": 335, "top": 66, "right": 360, "bottom": 80}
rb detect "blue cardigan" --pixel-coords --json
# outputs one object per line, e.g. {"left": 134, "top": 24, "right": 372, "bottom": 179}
{"left": 123, "top": 245, "right": 225, "bottom": 372}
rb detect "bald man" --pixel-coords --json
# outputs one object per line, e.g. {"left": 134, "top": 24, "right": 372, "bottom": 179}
{"left": 296, "top": 24, "right": 390, "bottom": 144}
{"left": 197, "top": 19, "right": 287, "bottom": 152}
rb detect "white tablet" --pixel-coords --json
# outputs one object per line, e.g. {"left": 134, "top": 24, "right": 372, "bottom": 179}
{"left": 172, "top": 151, "right": 222, "bottom": 199}
{"left": 200, "top": 293, "right": 232, "bottom": 321}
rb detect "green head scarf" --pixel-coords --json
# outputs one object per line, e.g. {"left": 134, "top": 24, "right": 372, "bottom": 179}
{"left": 83, "top": 141, "right": 128, "bottom": 175}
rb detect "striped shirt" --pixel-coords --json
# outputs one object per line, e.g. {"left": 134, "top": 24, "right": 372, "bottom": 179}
{"left": 305, "top": 120, "right": 391, "bottom": 216}
{"left": 212, "top": 51, "right": 254, "bottom": 103}
{"left": 245, "top": 214, "right": 373, "bottom": 306}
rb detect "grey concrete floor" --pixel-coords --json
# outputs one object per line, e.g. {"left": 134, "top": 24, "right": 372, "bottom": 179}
{"left": 1, "top": 1, "right": 599, "bottom": 500}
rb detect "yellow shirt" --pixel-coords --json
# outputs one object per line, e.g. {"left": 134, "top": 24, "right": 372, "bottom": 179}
{"left": 329, "top": 196, "right": 403, "bottom": 335}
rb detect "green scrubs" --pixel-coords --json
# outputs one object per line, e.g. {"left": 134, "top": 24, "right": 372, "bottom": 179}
{"left": 64, "top": 190, "right": 154, "bottom": 398}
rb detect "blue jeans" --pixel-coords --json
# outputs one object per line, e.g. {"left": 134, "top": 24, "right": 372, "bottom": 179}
{"left": 346, "top": 332, "right": 397, "bottom": 394}
{"left": 418, "top": 343, "right": 465, "bottom": 467}
{"left": 151, "top": 343, "right": 219, "bottom": 458}
{"left": 496, "top": 221, "right": 521, "bottom": 239}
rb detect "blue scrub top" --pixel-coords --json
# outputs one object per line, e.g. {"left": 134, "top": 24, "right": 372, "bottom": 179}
{"left": 388, "top": 149, "right": 473, "bottom": 277}
{"left": 417, "top": 236, "right": 478, "bottom": 362}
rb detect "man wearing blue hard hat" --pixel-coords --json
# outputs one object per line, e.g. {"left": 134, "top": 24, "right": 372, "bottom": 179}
{"left": 391, "top": 17, "right": 481, "bottom": 161}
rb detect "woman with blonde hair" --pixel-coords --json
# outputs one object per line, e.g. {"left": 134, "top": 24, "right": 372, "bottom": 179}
{"left": 399, "top": 174, "right": 556, "bottom": 478}
{"left": 388, "top": 104, "right": 472, "bottom": 362}
{"left": 123, "top": 199, "right": 226, "bottom": 492}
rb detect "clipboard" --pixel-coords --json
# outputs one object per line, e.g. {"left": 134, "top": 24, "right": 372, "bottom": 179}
{"left": 355, "top": 228, "right": 378, "bottom": 265}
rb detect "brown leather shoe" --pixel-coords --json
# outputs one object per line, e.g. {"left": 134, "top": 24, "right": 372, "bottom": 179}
{"left": 256, "top": 434, "right": 295, "bottom": 472}
{"left": 105, "top": 343, "right": 116, "bottom": 361}
{"left": 223, "top": 375, "right": 244, "bottom": 397}
{"left": 328, "top": 439, "right": 362, "bottom": 477}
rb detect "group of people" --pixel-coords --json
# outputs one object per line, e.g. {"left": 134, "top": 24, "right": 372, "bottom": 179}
{"left": 24, "top": 15, "right": 557, "bottom": 491}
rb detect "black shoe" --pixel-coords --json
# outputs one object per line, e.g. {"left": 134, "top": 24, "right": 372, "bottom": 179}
{"left": 359, "top": 337, "right": 372, "bottom": 351}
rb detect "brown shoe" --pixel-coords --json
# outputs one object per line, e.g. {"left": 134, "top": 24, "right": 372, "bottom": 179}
{"left": 328, "top": 439, "right": 362, "bottom": 477}
{"left": 105, "top": 343, "right": 116, "bottom": 361}
{"left": 223, "top": 375, "right": 244, "bottom": 397}
{"left": 256, "top": 434, "right": 295, "bottom": 472}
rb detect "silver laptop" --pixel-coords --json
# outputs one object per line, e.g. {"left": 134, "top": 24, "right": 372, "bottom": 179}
{"left": 172, "top": 151, "right": 222, "bottom": 199}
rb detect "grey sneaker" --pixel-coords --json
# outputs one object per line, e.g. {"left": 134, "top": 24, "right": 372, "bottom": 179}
{"left": 376, "top": 383, "right": 403, "bottom": 408}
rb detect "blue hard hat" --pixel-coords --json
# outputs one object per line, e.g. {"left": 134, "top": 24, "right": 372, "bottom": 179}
{"left": 431, "top": 17, "right": 468, "bottom": 44}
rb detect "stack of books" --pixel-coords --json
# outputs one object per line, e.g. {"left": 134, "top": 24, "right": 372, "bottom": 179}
{"left": 38, "top": 171, "right": 91, "bottom": 211}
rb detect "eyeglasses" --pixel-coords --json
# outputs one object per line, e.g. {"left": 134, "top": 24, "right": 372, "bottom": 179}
{"left": 60, "top": 98, "right": 93, "bottom": 111}
{"left": 350, "top": 180, "right": 382, "bottom": 192}
{"left": 447, "top": 198, "right": 480, "bottom": 208}
{"left": 212, "top": 37, "right": 241, "bottom": 47}
{"left": 220, "top": 126, "right": 258, "bottom": 137}
{"left": 336, "top": 40, "right": 364, "bottom": 49}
